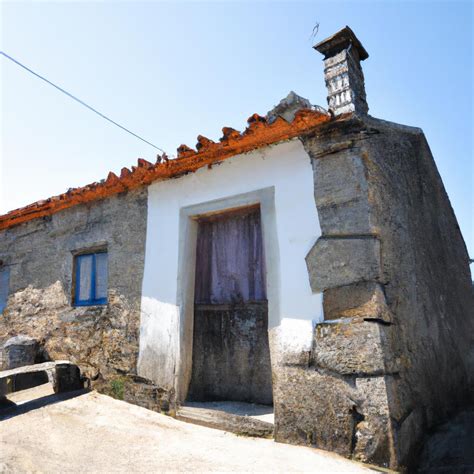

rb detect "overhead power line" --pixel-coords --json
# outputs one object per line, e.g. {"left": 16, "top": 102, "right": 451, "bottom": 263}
{"left": 1, "top": 51, "right": 166, "bottom": 153}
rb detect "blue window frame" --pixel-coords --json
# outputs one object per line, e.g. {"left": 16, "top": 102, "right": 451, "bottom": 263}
{"left": 74, "top": 252, "right": 108, "bottom": 306}
{"left": 0, "top": 267, "right": 10, "bottom": 314}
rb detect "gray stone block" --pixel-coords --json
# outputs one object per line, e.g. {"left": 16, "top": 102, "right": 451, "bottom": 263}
{"left": 311, "top": 151, "right": 375, "bottom": 235}
{"left": 53, "top": 362, "right": 83, "bottom": 393}
{"left": 311, "top": 319, "right": 396, "bottom": 375}
{"left": 273, "top": 366, "right": 356, "bottom": 457}
{"left": 1, "top": 335, "right": 38, "bottom": 370}
{"left": 316, "top": 198, "right": 372, "bottom": 236}
{"left": 313, "top": 152, "right": 368, "bottom": 209}
{"left": 323, "top": 281, "right": 391, "bottom": 322}
{"left": 306, "top": 236, "right": 381, "bottom": 292}
{"left": 273, "top": 364, "right": 392, "bottom": 465}
{"left": 352, "top": 377, "right": 391, "bottom": 465}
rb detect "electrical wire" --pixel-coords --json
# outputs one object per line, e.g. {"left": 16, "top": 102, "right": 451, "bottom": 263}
{"left": 1, "top": 51, "right": 166, "bottom": 153}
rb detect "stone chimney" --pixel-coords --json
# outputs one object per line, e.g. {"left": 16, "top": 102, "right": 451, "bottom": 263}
{"left": 314, "top": 26, "right": 369, "bottom": 116}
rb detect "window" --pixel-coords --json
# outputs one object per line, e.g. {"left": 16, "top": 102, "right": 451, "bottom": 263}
{"left": 74, "top": 252, "right": 108, "bottom": 306}
{"left": 0, "top": 266, "right": 10, "bottom": 314}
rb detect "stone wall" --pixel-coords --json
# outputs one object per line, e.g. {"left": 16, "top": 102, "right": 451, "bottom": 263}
{"left": 271, "top": 116, "right": 473, "bottom": 470}
{"left": 360, "top": 118, "right": 474, "bottom": 467}
{"left": 0, "top": 189, "right": 148, "bottom": 393}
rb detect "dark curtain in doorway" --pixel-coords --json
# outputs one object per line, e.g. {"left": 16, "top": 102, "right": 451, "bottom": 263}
{"left": 194, "top": 207, "right": 266, "bottom": 304}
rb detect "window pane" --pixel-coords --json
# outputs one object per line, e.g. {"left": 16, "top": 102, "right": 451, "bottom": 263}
{"left": 0, "top": 267, "right": 10, "bottom": 314}
{"left": 77, "top": 255, "right": 93, "bottom": 302}
{"left": 95, "top": 253, "right": 108, "bottom": 301}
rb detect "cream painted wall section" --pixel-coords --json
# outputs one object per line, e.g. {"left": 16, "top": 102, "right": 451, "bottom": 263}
{"left": 138, "top": 139, "right": 322, "bottom": 389}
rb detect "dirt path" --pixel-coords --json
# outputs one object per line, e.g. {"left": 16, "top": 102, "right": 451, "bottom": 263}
{"left": 0, "top": 386, "right": 374, "bottom": 473}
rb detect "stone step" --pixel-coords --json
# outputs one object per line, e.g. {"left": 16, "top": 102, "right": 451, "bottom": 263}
{"left": 176, "top": 404, "right": 274, "bottom": 438}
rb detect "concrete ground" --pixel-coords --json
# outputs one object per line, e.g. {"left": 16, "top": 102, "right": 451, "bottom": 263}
{"left": 0, "top": 384, "right": 374, "bottom": 473}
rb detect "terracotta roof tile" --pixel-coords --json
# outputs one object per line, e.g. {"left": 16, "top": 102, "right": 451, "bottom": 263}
{"left": 0, "top": 108, "right": 333, "bottom": 231}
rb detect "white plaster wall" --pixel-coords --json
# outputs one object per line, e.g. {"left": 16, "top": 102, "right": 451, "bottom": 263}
{"left": 138, "top": 139, "right": 322, "bottom": 389}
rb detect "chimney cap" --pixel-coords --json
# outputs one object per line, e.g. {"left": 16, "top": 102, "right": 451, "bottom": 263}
{"left": 314, "top": 26, "right": 369, "bottom": 61}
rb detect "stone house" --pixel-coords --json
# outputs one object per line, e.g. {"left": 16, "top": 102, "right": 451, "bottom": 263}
{"left": 0, "top": 27, "right": 472, "bottom": 470}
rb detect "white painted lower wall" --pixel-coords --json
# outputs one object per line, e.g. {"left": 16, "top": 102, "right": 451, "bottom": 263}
{"left": 138, "top": 139, "right": 322, "bottom": 392}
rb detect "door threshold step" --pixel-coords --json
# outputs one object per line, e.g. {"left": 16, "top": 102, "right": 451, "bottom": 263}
{"left": 176, "top": 403, "right": 274, "bottom": 438}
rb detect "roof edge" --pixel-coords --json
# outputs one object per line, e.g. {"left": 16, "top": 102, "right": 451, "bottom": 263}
{"left": 1, "top": 109, "right": 333, "bottom": 231}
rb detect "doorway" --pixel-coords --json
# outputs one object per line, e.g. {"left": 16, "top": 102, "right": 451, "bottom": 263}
{"left": 187, "top": 205, "right": 273, "bottom": 405}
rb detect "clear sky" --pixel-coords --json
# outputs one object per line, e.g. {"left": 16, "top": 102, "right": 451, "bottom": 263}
{"left": 1, "top": 1, "right": 472, "bottom": 261}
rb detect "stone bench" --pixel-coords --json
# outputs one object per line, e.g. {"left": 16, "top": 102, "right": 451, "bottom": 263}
{"left": 0, "top": 360, "right": 84, "bottom": 403}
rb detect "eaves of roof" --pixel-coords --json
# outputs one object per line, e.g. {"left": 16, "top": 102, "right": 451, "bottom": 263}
{"left": 0, "top": 109, "right": 333, "bottom": 231}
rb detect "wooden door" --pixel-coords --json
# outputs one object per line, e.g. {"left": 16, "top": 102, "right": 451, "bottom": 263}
{"left": 188, "top": 206, "right": 272, "bottom": 404}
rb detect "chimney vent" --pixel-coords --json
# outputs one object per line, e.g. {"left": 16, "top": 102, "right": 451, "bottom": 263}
{"left": 314, "top": 26, "right": 369, "bottom": 116}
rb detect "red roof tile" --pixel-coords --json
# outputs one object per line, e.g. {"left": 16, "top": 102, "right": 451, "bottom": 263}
{"left": 0, "top": 109, "right": 332, "bottom": 231}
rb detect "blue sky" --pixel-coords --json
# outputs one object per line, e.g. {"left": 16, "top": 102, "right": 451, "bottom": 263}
{"left": 1, "top": 1, "right": 472, "bottom": 261}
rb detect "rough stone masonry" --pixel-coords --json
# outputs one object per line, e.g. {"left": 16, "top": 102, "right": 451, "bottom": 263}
{"left": 0, "top": 26, "right": 472, "bottom": 471}
{"left": 273, "top": 111, "right": 474, "bottom": 469}
{"left": 0, "top": 189, "right": 148, "bottom": 390}
{"left": 273, "top": 27, "right": 473, "bottom": 470}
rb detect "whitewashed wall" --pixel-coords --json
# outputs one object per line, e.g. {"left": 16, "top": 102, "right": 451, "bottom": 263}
{"left": 138, "top": 139, "right": 322, "bottom": 390}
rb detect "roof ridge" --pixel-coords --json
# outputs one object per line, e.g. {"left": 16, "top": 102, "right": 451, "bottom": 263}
{"left": 0, "top": 108, "right": 332, "bottom": 231}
